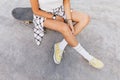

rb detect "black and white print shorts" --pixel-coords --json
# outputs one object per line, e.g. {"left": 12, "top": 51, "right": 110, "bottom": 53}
{"left": 33, "top": 5, "right": 66, "bottom": 46}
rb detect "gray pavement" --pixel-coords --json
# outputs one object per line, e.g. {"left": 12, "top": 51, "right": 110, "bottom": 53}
{"left": 0, "top": 0, "right": 120, "bottom": 80}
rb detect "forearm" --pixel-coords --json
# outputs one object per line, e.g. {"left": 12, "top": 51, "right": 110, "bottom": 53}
{"left": 34, "top": 9, "right": 64, "bottom": 22}
{"left": 63, "top": 0, "right": 74, "bottom": 33}
{"left": 63, "top": 0, "right": 72, "bottom": 20}
{"left": 33, "top": 10, "right": 53, "bottom": 19}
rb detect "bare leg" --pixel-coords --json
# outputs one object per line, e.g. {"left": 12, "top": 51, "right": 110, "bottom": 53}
{"left": 43, "top": 19, "right": 78, "bottom": 47}
{"left": 57, "top": 11, "right": 93, "bottom": 61}
{"left": 47, "top": 11, "right": 104, "bottom": 68}
{"left": 43, "top": 11, "right": 90, "bottom": 47}
{"left": 71, "top": 10, "right": 90, "bottom": 36}
{"left": 58, "top": 11, "right": 90, "bottom": 50}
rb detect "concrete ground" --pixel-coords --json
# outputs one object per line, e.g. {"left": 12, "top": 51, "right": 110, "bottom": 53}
{"left": 0, "top": 0, "right": 120, "bottom": 80}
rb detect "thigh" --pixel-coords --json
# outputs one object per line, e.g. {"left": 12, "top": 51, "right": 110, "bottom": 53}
{"left": 71, "top": 10, "right": 90, "bottom": 22}
{"left": 43, "top": 19, "right": 68, "bottom": 33}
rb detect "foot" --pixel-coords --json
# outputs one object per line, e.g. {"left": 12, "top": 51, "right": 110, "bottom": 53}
{"left": 53, "top": 43, "right": 64, "bottom": 64}
{"left": 89, "top": 57, "right": 104, "bottom": 69}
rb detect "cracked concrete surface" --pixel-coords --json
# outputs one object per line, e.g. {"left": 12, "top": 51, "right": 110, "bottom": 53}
{"left": 0, "top": 0, "right": 120, "bottom": 80}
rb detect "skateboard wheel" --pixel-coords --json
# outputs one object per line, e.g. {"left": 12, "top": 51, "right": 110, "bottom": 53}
{"left": 24, "top": 21, "right": 32, "bottom": 24}
{"left": 24, "top": 21, "right": 30, "bottom": 24}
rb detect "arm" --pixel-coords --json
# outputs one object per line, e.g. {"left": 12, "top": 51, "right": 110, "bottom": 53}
{"left": 30, "top": 0, "right": 64, "bottom": 21}
{"left": 63, "top": 0, "right": 72, "bottom": 20}
{"left": 63, "top": 0, "right": 74, "bottom": 33}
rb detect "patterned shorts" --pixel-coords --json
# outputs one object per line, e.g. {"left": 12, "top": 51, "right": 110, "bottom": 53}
{"left": 33, "top": 5, "right": 66, "bottom": 46}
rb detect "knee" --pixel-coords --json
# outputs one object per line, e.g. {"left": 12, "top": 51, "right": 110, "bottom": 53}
{"left": 83, "top": 14, "right": 90, "bottom": 24}
{"left": 86, "top": 14, "right": 90, "bottom": 23}
{"left": 59, "top": 24, "right": 70, "bottom": 34}
{"left": 78, "top": 13, "right": 90, "bottom": 24}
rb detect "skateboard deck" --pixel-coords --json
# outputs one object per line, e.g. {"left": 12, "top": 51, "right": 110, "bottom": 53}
{"left": 12, "top": 7, "right": 33, "bottom": 23}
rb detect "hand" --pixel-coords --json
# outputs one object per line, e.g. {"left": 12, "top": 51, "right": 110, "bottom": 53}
{"left": 56, "top": 16, "right": 64, "bottom": 22}
{"left": 67, "top": 19, "right": 74, "bottom": 34}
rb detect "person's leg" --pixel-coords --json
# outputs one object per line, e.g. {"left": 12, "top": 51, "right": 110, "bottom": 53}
{"left": 57, "top": 11, "right": 90, "bottom": 55}
{"left": 43, "top": 18, "right": 79, "bottom": 64}
{"left": 60, "top": 11, "right": 90, "bottom": 46}
{"left": 71, "top": 11, "right": 94, "bottom": 61}
{"left": 58, "top": 11, "right": 104, "bottom": 69}
{"left": 59, "top": 11, "right": 93, "bottom": 61}
{"left": 72, "top": 10, "right": 90, "bottom": 36}
{"left": 43, "top": 19, "right": 78, "bottom": 47}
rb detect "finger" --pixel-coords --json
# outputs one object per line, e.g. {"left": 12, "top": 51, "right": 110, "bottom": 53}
{"left": 68, "top": 25, "right": 72, "bottom": 30}
{"left": 72, "top": 28, "right": 74, "bottom": 34}
{"left": 71, "top": 26, "right": 74, "bottom": 34}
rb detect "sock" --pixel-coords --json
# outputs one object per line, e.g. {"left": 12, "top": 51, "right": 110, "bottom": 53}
{"left": 73, "top": 43, "right": 93, "bottom": 61}
{"left": 59, "top": 39, "right": 68, "bottom": 50}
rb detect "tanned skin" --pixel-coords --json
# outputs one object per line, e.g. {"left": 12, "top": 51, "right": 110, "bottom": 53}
{"left": 30, "top": 0, "right": 90, "bottom": 47}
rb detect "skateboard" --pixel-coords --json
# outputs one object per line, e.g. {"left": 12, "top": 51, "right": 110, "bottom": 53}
{"left": 12, "top": 7, "right": 33, "bottom": 24}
